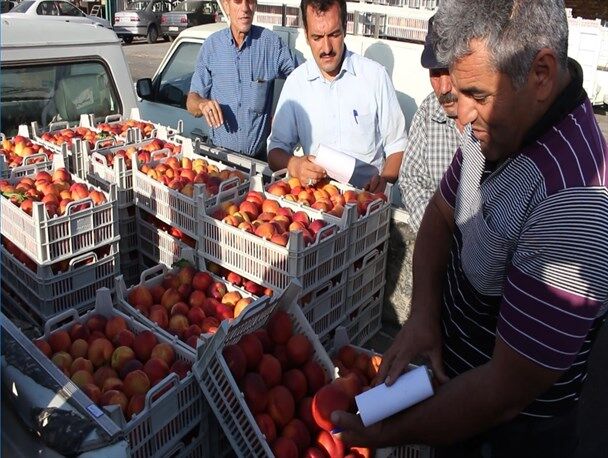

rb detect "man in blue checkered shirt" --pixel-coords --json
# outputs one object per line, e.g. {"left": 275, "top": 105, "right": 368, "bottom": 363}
{"left": 186, "top": 0, "right": 297, "bottom": 159}
{"left": 397, "top": 16, "right": 464, "bottom": 231}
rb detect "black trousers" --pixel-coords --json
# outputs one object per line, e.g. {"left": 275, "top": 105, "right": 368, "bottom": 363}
{"left": 435, "top": 407, "right": 578, "bottom": 458}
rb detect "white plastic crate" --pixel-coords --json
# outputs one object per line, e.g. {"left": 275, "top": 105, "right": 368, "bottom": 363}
{"left": 300, "top": 270, "right": 347, "bottom": 340}
{"left": 0, "top": 131, "right": 59, "bottom": 178}
{"left": 116, "top": 251, "right": 268, "bottom": 355}
{"left": 93, "top": 109, "right": 184, "bottom": 143}
{"left": 34, "top": 289, "right": 206, "bottom": 458}
{"left": 345, "top": 286, "right": 385, "bottom": 347}
{"left": 137, "top": 215, "right": 191, "bottom": 268}
{"left": 164, "top": 416, "right": 211, "bottom": 458}
{"left": 133, "top": 139, "right": 254, "bottom": 238}
{"left": 199, "top": 179, "right": 350, "bottom": 293}
{"left": 0, "top": 283, "right": 44, "bottom": 332}
{"left": 0, "top": 242, "right": 119, "bottom": 321}
{"left": 347, "top": 241, "right": 388, "bottom": 310}
{"left": 0, "top": 167, "right": 119, "bottom": 265}
{"left": 192, "top": 282, "right": 336, "bottom": 457}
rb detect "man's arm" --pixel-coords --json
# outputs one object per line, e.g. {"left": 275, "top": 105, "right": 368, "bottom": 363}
{"left": 186, "top": 92, "right": 223, "bottom": 129}
{"left": 268, "top": 148, "right": 326, "bottom": 183}
{"left": 366, "top": 151, "right": 404, "bottom": 193}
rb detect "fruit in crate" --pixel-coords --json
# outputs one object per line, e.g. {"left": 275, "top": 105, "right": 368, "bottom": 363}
{"left": 33, "top": 316, "right": 192, "bottom": 420}
{"left": 223, "top": 310, "right": 370, "bottom": 457}
{"left": 101, "top": 139, "right": 180, "bottom": 168}
{"left": 333, "top": 345, "right": 382, "bottom": 387}
{"left": 39, "top": 127, "right": 112, "bottom": 150}
{"left": 0, "top": 135, "right": 54, "bottom": 168}
{"left": 96, "top": 119, "right": 156, "bottom": 138}
{"left": 0, "top": 168, "right": 108, "bottom": 217}
{"left": 213, "top": 192, "right": 337, "bottom": 247}
{"left": 138, "top": 154, "right": 246, "bottom": 197}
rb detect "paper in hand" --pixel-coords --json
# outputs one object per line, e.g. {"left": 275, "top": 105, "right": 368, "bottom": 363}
{"left": 312, "top": 144, "right": 356, "bottom": 184}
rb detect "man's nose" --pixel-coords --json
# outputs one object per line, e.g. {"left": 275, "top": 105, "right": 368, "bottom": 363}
{"left": 321, "top": 36, "right": 332, "bottom": 55}
{"left": 439, "top": 75, "right": 452, "bottom": 95}
{"left": 458, "top": 96, "right": 477, "bottom": 126}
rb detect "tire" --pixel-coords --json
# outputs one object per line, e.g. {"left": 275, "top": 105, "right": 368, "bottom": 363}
{"left": 164, "top": 34, "right": 172, "bottom": 42}
{"left": 122, "top": 35, "right": 133, "bottom": 44}
{"left": 147, "top": 25, "right": 158, "bottom": 44}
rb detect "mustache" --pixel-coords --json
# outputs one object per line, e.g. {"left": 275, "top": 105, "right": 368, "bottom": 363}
{"left": 438, "top": 93, "right": 458, "bottom": 105}
{"left": 320, "top": 52, "right": 336, "bottom": 58}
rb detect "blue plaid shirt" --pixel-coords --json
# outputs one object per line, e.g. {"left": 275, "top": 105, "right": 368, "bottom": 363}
{"left": 190, "top": 25, "right": 297, "bottom": 157}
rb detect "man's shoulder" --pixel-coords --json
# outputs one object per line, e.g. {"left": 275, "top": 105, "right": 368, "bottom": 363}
{"left": 251, "top": 25, "right": 285, "bottom": 45}
{"left": 348, "top": 51, "right": 388, "bottom": 76}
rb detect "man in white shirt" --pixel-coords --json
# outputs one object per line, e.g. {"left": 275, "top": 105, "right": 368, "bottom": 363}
{"left": 267, "top": 0, "right": 406, "bottom": 192}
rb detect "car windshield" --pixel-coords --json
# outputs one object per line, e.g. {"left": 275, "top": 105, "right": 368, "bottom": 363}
{"left": 11, "top": 1, "right": 34, "bottom": 12}
{"left": 125, "top": 1, "right": 149, "bottom": 10}
{"left": 173, "top": 1, "right": 203, "bottom": 12}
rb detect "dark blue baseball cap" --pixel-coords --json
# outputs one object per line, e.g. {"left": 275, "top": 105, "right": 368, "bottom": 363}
{"left": 421, "top": 16, "right": 446, "bottom": 69}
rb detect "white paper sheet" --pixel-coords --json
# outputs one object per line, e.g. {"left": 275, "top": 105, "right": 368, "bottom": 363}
{"left": 312, "top": 144, "right": 356, "bottom": 184}
{"left": 355, "top": 365, "right": 434, "bottom": 427}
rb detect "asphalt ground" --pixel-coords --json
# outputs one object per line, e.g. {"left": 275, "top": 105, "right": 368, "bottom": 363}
{"left": 121, "top": 38, "right": 172, "bottom": 82}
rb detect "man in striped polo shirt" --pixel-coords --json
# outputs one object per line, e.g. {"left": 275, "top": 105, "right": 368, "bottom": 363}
{"left": 186, "top": 0, "right": 297, "bottom": 159}
{"left": 333, "top": 1, "right": 608, "bottom": 456}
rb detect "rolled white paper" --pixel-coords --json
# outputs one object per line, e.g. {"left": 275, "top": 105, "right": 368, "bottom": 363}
{"left": 355, "top": 365, "right": 434, "bottom": 427}
{"left": 312, "top": 144, "right": 356, "bottom": 184}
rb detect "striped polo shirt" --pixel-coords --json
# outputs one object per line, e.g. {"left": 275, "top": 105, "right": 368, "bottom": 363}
{"left": 190, "top": 25, "right": 297, "bottom": 157}
{"left": 439, "top": 94, "right": 608, "bottom": 417}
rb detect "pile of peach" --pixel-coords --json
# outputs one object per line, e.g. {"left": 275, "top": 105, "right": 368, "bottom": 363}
{"left": 267, "top": 178, "right": 387, "bottom": 218}
{"left": 139, "top": 156, "right": 246, "bottom": 197}
{"left": 1, "top": 136, "right": 53, "bottom": 168}
{"left": 39, "top": 127, "right": 114, "bottom": 149}
{"left": 0, "top": 168, "right": 107, "bottom": 217}
{"left": 211, "top": 190, "right": 333, "bottom": 247}
{"left": 222, "top": 310, "right": 372, "bottom": 458}
{"left": 210, "top": 263, "right": 274, "bottom": 298}
{"left": 126, "top": 264, "right": 254, "bottom": 348}
{"left": 33, "top": 315, "right": 191, "bottom": 420}
{"left": 97, "top": 119, "right": 155, "bottom": 138}
{"left": 95, "top": 138, "right": 180, "bottom": 169}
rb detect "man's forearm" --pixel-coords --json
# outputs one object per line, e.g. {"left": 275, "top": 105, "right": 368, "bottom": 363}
{"left": 267, "top": 147, "right": 291, "bottom": 172}
{"left": 186, "top": 92, "right": 206, "bottom": 117}
{"left": 381, "top": 152, "right": 404, "bottom": 182}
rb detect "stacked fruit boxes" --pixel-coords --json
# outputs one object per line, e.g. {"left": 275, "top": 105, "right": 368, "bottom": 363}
{"left": 0, "top": 154, "right": 120, "bottom": 324}
{"left": 0, "top": 130, "right": 60, "bottom": 178}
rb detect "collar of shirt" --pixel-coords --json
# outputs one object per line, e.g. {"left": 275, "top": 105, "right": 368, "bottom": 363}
{"left": 429, "top": 95, "right": 460, "bottom": 136}
{"left": 221, "top": 26, "right": 254, "bottom": 51}
{"left": 305, "top": 48, "right": 356, "bottom": 82}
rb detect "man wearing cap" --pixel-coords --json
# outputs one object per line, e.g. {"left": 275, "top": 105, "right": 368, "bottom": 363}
{"left": 397, "top": 16, "right": 463, "bottom": 231}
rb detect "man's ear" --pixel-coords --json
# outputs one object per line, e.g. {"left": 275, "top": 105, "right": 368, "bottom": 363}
{"left": 530, "top": 48, "right": 559, "bottom": 102}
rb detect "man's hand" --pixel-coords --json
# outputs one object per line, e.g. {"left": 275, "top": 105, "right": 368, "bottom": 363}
{"left": 331, "top": 411, "right": 384, "bottom": 448}
{"left": 198, "top": 100, "right": 224, "bottom": 128}
{"left": 365, "top": 175, "right": 388, "bottom": 193}
{"left": 287, "top": 156, "right": 326, "bottom": 185}
{"left": 375, "top": 315, "right": 449, "bottom": 387}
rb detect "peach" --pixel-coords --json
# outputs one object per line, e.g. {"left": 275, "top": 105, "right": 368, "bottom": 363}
{"left": 254, "top": 222, "right": 277, "bottom": 239}
{"left": 33, "top": 339, "right": 52, "bottom": 358}
{"left": 215, "top": 303, "right": 234, "bottom": 321}
{"left": 105, "top": 316, "right": 128, "bottom": 343}
{"left": 70, "top": 356, "right": 94, "bottom": 375}
{"left": 168, "top": 314, "right": 189, "bottom": 338}
{"left": 151, "top": 343, "right": 175, "bottom": 367}
{"left": 316, "top": 430, "right": 345, "bottom": 458}
{"left": 127, "top": 394, "right": 145, "bottom": 420}
{"left": 143, "top": 357, "right": 170, "bottom": 386}
{"left": 82, "top": 383, "right": 101, "bottom": 404}
{"left": 163, "top": 273, "right": 181, "bottom": 290}
{"left": 102, "top": 377, "right": 124, "bottom": 393}
{"left": 267, "top": 310, "right": 293, "bottom": 345}
{"left": 221, "top": 290, "right": 242, "bottom": 307}
{"left": 161, "top": 288, "right": 182, "bottom": 311}
{"left": 267, "top": 385, "right": 295, "bottom": 428}
{"left": 72, "top": 369, "right": 94, "bottom": 388}
{"left": 337, "top": 345, "right": 357, "bottom": 369}
{"left": 201, "top": 316, "right": 220, "bottom": 334}
{"left": 177, "top": 265, "right": 195, "bottom": 286}
{"left": 51, "top": 351, "right": 73, "bottom": 374}
{"left": 292, "top": 211, "right": 311, "bottom": 225}
{"left": 253, "top": 329, "right": 273, "bottom": 353}
{"left": 258, "top": 354, "right": 282, "bottom": 388}
{"left": 207, "top": 281, "right": 227, "bottom": 300}
{"left": 238, "top": 221, "right": 255, "bottom": 233}
{"left": 99, "top": 390, "right": 128, "bottom": 416}
{"left": 239, "top": 200, "right": 260, "bottom": 220}
{"left": 312, "top": 384, "right": 351, "bottom": 431}
{"left": 88, "top": 338, "right": 114, "bottom": 367}
{"left": 69, "top": 338, "right": 89, "bottom": 359}
{"left": 237, "top": 333, "right": 263, "bottom": 370}
{"left": 188, "top": 289, "right": 206, "bottom": 308}
{"left": 267, "top": 183, "right": 289, "bottom": 197}
{"left": 223, "top": 344, "right": 247, "bottom": 381}
{"left": 272, "top": 437, "right": 299, "bottom": 458}
{"left": 69, "top": 323, "right": 90, "bottom": 341}
{"left": 88, "top": 330, "right": 107, "bottom": 344}
{"left": 192, "top": 271, "right": 213, "bottom": 292}
{"left": 123, "top": 370, "right": 151, "bottom": 398}
{"left": 303, "top": 361, "right": 327, "bottom": 395}
{"left": 283, "top": 369, "right": 308, "bottom": 402}
{"left": 119, "top": 359, "right": 144, "bottom": 379}
{"left": 353, "top": 353, "right": 370, "bottom": 375}
{"left": 283, "top": 418, "right": 312, "bottom": 454}
{"left": 303, "top": 447, "right": 328, "bottom": 458}
{"left": 286, "top": 334, "right": 312, "bottom": 366}
{"left": 170, "top": 359, "right": 192, "bottom": 380}
{"left": 149, "top": 304, "right": 169, "bottom": 328}
{"left": 94, "top": 366, "right": 118, "bottom": 388}
{"left": 233, "top": 297, "right": 253, "bottom": 318}
{"left": 244, "top": 280, "right": 265, "bottom": 296}
{"left": 133, "top": 330, "right": 159, "bottom": 362}
{"left": 289, "top": 221, "right": 307, "bottom": 232}
{"left": 149, "top": 284, "right": 166, "bottom": 304}
{"left": 332, "top": 373, "right": 362, "bottom": 401}
{"left": 308, "top": 220, "right": 326, "bottom": 236}
{"left": 298, "top": 397, "right": 317, "bottom": 434}
{"left": 368, "top": 355, "right": 382, "bottom": 381}
{"left": 113, "top": 329, "right": 135, "bottom": 348}
{"left": 270, "top": 233, "right": 289, "bottom": 246}
{"left": 242, "top": 372, "right": 268, "bottom": 414}
{"left": 183, "top": 324, "right": 202, "bottom": 340}
{"left": 111, "top": 346, "right": 136, "bottom": 372}
{"left": 48, "top": 330, "right": 71, "bottom": 353}
{"left": 177, "top": 283, "right": 192, "bottom": 301}
{"left": 86, "top": 314, "right": 107, "bottom": 333}
{"left": 186, "top": 335, "right": 199, "bottom": 348}
{"left": 187, "top": 306, "right": 206, "bottom": 326}
{"left": 255, "top": 413, "right": 277, "bottom": 443}
{"left": 273, "top": 345, "right": 290, "bottom": 370}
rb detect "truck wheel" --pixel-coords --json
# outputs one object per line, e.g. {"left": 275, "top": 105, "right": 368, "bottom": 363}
{"left": 147, "top": 26, "right": 158, "bottom": 44}
{"left": 122, "top": 36, "right": 133, "bottom": 44}
{"left": 164, "top": 34, "right": 172, "bottom": 42}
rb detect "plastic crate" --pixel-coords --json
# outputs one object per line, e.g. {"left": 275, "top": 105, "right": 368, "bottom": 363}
{"left": 0, "top": 168, "right": 119, "bottom": 265}
{"left": 199, "top": 178, "right": 350, "bottom": 293}
{"left": 192, "top": 282, "right": 337, "bottom": 457}
{"left": 0, "top": 242, "right": 119, "bottom": 321}
{"left": 0, "top": 132, "right": 59, "bottom": 178}
{"left": 137, "top": 215, "right": 192, "bottom": 268}
{"left": 0, "top": 284, "right": 44, "bottom": 335}
{"left": 116, "top": 251, "right": 268, "bottom": 354}
{"left": 164, "top": 415, "right": 211, "bottom": 458}
{"left": 34, "top": 289, "right": 206, "bottom": 458}
{"left": 94, "top": 109, "right": 184, "bottom": 143}
{"left": 133, "top": 139, "right": 254, "bottom": 238}
{"left": 347, "top": 241, "right": 388, "bottom": 310}
{"left": 208, "top": 414, "right": 237, "bottom": 458}
{"left": 344, "top": 286, "right": 385, "bottom": 347}
{"left": 300, "top": 270, "right": 347, "bottom": 339}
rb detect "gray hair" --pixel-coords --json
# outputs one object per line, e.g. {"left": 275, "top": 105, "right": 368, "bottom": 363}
{"left": 432, "top": 0, "right": 569, "bottom": 89}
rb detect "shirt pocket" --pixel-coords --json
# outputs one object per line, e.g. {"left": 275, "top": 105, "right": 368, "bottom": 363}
{"left": 349, "top": 110, "right": 376, "bottom": 153}
{"left": 460, "top": 207, "right": 513, "bottom": 296}
{"left": 249, "top": 79, "right": 269, "bottom": 114}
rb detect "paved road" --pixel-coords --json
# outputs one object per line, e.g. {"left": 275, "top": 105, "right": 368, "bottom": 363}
{"left": 122, "top": 39, "right": 172, "bottom": 82}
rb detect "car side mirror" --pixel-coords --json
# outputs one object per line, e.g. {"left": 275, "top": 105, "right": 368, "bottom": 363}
{"left": 136, "top": 78, "right": 154, "bottom": 100}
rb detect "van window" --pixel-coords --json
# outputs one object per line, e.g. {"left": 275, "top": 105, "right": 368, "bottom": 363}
{"left": 154, "top": 41, "right": 202, "bottom": 108}
{"left": 0, "top": 61, "right": 122, "bottom": 136}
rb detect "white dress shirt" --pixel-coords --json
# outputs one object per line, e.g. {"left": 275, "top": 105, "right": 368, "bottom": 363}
{"left": 268, "top": 49, "right": 407, "bottom": 187}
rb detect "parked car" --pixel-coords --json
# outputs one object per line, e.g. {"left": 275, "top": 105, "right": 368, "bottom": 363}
{"left": 2, "top": 0, "right": 112, "bottom": 28}
{"left": 160, "top": 0, "right": 220, "bottom": 40}
{"left": 114, "top": 0, "right": 173, "bottom": 44}
{"left": 0, "top": 0, "right": 18, "bottom": 13}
